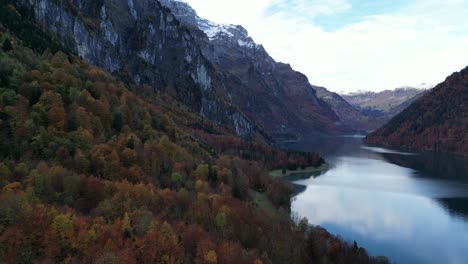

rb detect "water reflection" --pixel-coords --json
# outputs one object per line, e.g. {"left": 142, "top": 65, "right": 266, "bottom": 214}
{"left": 293, "top": 186, "right": 468, "bottom": 264}
{"left": 361, "top": 146, "right": 416, "bottom": 156}
{"left": 284, "top": 136, "right": 468, "bottom": 264}
{"left": 437, "top": 198, "right": 468, "bottom": 220}
{"left": 382, "top": 152, "right": 468, "bottom": 182}
{"left": 296, "top": 156, "right": 468, "bottom": 198}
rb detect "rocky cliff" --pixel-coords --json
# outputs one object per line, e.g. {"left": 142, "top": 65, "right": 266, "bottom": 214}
{"left": 12, "top": 0, "right": 256, "bottom": 137}
{"left": 14, "top": 0, "right": 346, "bottom": 139}
{"left": 161, "top": 0, "right": 340, "bottom": 138}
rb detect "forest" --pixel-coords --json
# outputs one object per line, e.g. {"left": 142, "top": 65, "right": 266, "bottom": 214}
{"left": 0, "top": 7, "right": 388, "bottom": 263}
{"left": 365, "top": 66, "right": 468, "bottom": 156}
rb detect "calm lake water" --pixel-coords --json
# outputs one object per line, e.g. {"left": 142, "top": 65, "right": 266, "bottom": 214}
{"left": 279, "top": 136, "right": 468, "bottom": 264}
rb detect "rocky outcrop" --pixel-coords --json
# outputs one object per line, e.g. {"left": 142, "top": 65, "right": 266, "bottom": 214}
{"left": 15, "top": 0, "right": 344, "bottom": 139}
{"left": 161, "top": 0, "right": 340, "bottom": 138}
{"left": 13, "top": 0, "right": 256, "bottom": 136}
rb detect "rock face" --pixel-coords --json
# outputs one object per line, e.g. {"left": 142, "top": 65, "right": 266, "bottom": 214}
{"left": 13, "top": 0, "right": 255, "bottom": 136}
{"left": 161, "top": 0, "right": 340, "bottom": 138}
{"left": 366, "top": 67, "right": 468, "bottom": 156}
{"left": 15, "top": 0, "right": 345, "bottom": 139}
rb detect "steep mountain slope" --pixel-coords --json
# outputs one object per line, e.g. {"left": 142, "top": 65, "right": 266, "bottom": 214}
{"left": 313, "top": 85, "right": 376, "bottom": 131}
{"left": 366, "top": 67, "right": 468, "bottom": 156}
{"left": 342, "top": 86, "right": 430, "bottom": 113}
{"left": 161, "top": 0, "right": 340, "bottom": 138}
{"left": 0, "top": 19, "right": 391, "bottom": 263}
{"left": 11, "top": 0, "right": 343, "bottom": 140}
{"left": 386, "top": 91, "right": 426, "bottom": 117}
{"left": 11, "top": 0, "right": 257, "bottom": 137}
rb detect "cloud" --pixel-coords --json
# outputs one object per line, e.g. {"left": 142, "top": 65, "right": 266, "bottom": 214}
{"left": 182, "top": 0, "right": 272, "bottom": 24}
{"left": 182, "top": 0, "right": 468, "bottom": 92}
{"left": 266, "top": 0, "right": 351, "bottom": 18}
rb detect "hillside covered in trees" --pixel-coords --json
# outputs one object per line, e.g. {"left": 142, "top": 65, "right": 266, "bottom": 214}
{"left": 366, "top": 66, "right": 468, "bottom": 156}
{"left": 0, "top": 10, "right": 388, "bottom": 264}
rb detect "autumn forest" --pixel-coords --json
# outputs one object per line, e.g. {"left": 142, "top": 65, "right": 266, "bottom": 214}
{"left": 0, "top": 8, "right": 387, "bottom": 263}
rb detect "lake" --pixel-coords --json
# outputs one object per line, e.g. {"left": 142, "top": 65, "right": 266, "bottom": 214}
{"left": 279, "top": 136, "right": 468, "bottom": 264}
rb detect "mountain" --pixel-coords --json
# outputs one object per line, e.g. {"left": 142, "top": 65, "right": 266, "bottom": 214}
{"left": 10, "top": 0, "right": 260, "bottom": 138}
{"left": 366, "top": 67, "right": 468, "bottom": 156}
{"left": 0, "top": 5, "right": 390, "bottom": 263}
{"left": 341, "top": 86, "right": 430, "bottom": 113}
{"left": 333, "top": 86, "right": 430, "bottom": 131}
{"left": 11, "top": 0, "right": 341, "bottom": 141}
{"left": 385, "top": 91, "right": 426, "bottom": 117}
{"left": 161, "top": 0, "right": 340, "bottom": 138}
{"left": 313, "top": 85, "right": 430, "bottom": 132}
{"left": 312, "top": 85, "right": 376, "bottom": 131}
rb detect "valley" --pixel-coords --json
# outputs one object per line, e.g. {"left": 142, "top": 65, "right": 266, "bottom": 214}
{"left": 0, "top": 0, "right": 467, "bottom": 263}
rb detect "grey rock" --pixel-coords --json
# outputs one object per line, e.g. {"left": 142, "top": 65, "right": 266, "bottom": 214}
{"left": 161, "top": 0, "right": 340, "bottom": 137}
{"left": 15, "top": 0, "right": 256, "bottom": 136}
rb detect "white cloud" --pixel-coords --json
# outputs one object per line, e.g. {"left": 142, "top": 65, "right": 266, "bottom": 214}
{"left": 182, "top": 0, "right": 468, "bottom": 92}
{"left": 268, "top": 0, "right": 351, "bottom": 18}
{"left": 182, "top": 0, "right": 272, "bottom": 24}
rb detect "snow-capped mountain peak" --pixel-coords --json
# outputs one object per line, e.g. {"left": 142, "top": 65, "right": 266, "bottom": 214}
{"left": 160, "top": 0, "right": 256, "bottom": 49}
{"left": 410, "top": 83, "right": 434, "bottom": 89}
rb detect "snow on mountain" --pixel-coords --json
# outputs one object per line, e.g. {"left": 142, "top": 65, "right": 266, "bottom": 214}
{"left": 160, "top": 0, "right": 256, "bottom": 49}
{"left": 342, "top": 84, "right": 433, "bottom": 96}
{"left": 160, "top": 0, "right": 341, "bottom": 137}
{"left": 340, "top": 86, "right": 429, "bottom": 114}
{"left": 401, "top": 83, "right": 434, "bottom": 90}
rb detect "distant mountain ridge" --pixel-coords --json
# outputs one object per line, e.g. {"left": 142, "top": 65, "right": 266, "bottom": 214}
{"left": 366, "top": 67, "right": 468, "bottom": 156}
{"left": 312, "top": 86, "right": 376, "bottom": 131}
{"left": 341, "top": 86, "right": 431, "bottom": 113}
{"left": 313, "top": 85, "right": 431, "bottom": 132}
{"left": 342, "top": 83, "right": 433, "bottom": 96}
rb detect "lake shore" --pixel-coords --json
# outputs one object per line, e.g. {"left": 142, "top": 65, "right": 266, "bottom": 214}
{"left": 269, "top": 163, "right": 329, "bottom": 180}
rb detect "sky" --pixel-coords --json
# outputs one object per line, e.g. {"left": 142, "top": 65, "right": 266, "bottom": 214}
{"left": 182, "top": 0, "right": 468, "bottom": 93}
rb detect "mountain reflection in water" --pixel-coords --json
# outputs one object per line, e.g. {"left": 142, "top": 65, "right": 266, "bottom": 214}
{"left": 280, "top": 136, "right": 468, "bottom": 264}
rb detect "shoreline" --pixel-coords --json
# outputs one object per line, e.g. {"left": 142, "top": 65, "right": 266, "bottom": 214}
{"left": 269, "top": 163, "right": 329, "bottom": 179}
